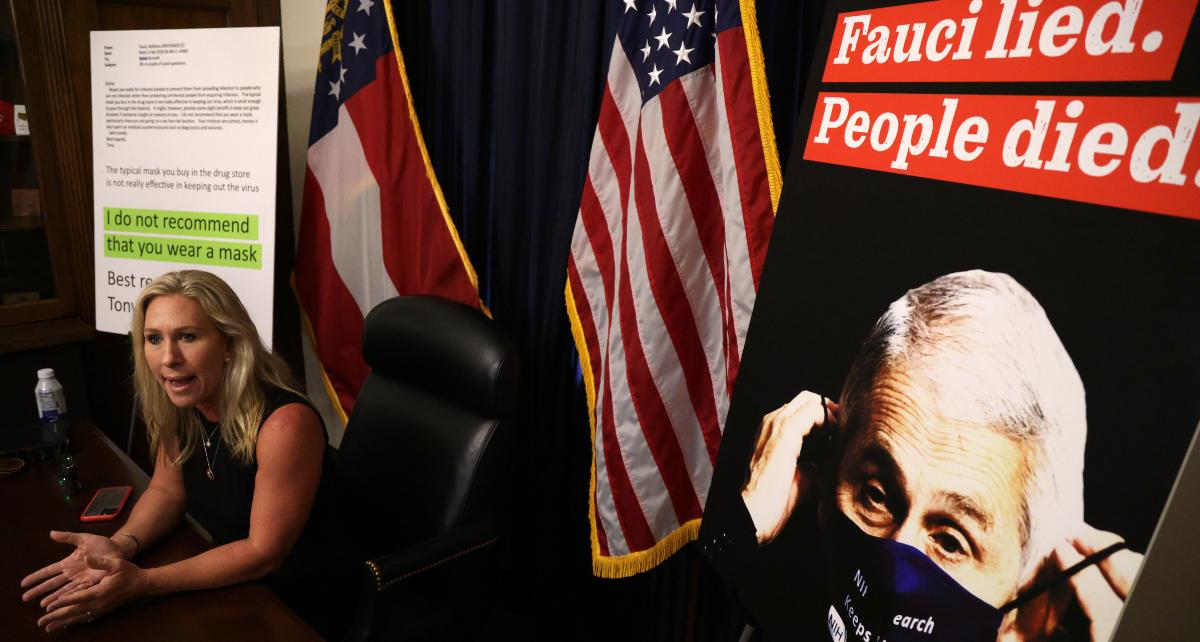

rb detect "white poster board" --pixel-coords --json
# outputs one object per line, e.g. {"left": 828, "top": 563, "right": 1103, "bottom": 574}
{"left": 91, "top": 27, "right": 280, "bottom": 346}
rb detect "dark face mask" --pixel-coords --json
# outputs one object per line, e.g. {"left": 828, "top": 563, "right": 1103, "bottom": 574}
{"left": 810, "top": 400, "right": 1124, "bottom": 642}
{"left": 822, "top": 508, "right": 1002, "bottom": 642}
{"left": 820, "top": 503, "right": 1126, "bottom": 642}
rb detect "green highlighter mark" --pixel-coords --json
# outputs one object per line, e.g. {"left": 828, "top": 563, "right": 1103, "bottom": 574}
{"left": 104, "top": 234, "right": 262, "bottom": 269}
{"left": 103, "top": 207, "right": 259, "bottom": 241}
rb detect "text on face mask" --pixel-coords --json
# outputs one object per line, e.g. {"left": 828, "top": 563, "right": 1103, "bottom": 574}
{"left": 838, "top": 568, "right": 936, "bottom": 641}
{"left": 893, "top": 614, "right": 935, "bottom": 633}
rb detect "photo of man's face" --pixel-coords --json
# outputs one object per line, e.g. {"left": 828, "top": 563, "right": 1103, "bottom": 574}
{"left": 833, "top": 365, "right": 1028, "bottom": 608}
{"left": 732, "top": 270, "right": 1151, "bottom": 641}
{"left": 823, "top": 270, "right": 1094, "bottom": 620}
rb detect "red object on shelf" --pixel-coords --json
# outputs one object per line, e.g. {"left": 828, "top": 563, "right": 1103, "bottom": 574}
{"left": 0, "top": 98, "right": 12, "bottom": 135}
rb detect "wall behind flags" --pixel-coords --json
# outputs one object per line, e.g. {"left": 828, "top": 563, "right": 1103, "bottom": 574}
{"left": 280, "top": 1, "right": 346, "bottom": 444}
{"left": 396, "top": 2, "right": 837, "bottom": 635}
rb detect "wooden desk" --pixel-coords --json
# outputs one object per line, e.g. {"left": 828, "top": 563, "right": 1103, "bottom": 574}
{"left": 0, "top": 422, "right": 323, "bottom": 641}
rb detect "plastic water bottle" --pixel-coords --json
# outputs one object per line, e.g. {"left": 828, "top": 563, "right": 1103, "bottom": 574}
{"left": 34, "top": 368, "right": 68, "bottom": 423}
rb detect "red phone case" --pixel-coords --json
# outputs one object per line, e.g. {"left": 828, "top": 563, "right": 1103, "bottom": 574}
{"left": 80, "top": 486, "right": 133, "bottom": 522}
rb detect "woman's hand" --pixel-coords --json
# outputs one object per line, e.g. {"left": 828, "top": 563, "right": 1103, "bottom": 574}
{"left": 741, "top": 391, "right": 838, "bottom": 544}
{"left": 37, "top": 556, "right": 149, "bottom": 632}
{"left": 1056, "top": 525, "right": 1144, "bottom": 641}
{"left": 20, "top": 531, "right": 126, "bottom": 606}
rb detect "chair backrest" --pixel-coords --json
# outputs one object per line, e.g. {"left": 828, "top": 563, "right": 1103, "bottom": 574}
{"left": 335, "top": 296, "right": 519, "bottom": 556}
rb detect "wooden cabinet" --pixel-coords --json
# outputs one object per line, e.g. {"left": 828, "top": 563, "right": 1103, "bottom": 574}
{"left": 0, "top": 2, "right": 94, "bottom": 352}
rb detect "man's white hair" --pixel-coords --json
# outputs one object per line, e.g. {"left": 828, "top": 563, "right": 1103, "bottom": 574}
{"left": 840, "top": 270, "right": 1086, "bottom": 580}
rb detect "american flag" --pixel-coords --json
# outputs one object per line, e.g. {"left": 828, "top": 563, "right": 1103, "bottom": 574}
{"left": 566, "top": 0, "right": 779, "bottom": 577}
{"left": 295, "top": 0, "right": 481, "bottom": 420}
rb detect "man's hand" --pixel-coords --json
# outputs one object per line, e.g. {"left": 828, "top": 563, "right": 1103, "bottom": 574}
{"left": 1056, "top": 525, "right": 1144, "bottom": 641}
{"left": 741, "top": 391, "right": 838, "bottom": 544}
{"left": 20, "top": 531, "right": 124, "bottom": 606}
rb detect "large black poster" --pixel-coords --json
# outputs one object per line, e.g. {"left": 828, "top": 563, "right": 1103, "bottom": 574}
{"left": 699, "top": 1, "right": 1200, "bottom": 640}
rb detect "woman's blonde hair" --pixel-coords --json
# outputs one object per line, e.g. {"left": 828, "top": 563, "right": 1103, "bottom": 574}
{"left": 131, "top": 270, "right": 303, "bottom": 466}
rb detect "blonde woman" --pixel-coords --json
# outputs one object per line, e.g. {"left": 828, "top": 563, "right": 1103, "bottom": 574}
{"left": 20, "top": 270, "right": 348, "bottom": 637}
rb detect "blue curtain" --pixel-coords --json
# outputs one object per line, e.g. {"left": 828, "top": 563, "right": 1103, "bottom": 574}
{"left": 394, "top": 1, "right": 825, "bottom": 637}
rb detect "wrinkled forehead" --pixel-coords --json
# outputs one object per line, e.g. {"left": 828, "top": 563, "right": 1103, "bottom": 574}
{"left": 844, "top": 355, "right": 1010, "bottom": 438}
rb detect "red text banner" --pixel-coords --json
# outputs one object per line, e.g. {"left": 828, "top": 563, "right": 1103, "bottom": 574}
{"left": 802, "top": 92, "right": 1200, "bottom": 219}
{"left": 822, "top": 0, "right": 1197, "bottom": 83}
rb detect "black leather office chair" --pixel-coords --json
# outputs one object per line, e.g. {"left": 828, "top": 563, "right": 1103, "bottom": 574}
{"left": 336, "top": 295, "right": 519, "bottom": 641}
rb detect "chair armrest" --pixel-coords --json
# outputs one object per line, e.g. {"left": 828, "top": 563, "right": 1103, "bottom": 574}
{"left": 362, "top": 519, "right": 499, "bottom": 593}
{"left": 342, "top": 520, "right": 501, "bottom": 641}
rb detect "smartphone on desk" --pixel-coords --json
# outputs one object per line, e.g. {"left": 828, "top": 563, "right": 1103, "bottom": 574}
{"left": 80, "top": 486, "right": 132, "bottom": 522}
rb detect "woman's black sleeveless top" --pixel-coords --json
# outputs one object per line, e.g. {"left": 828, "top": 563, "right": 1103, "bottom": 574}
{"left": 180, "top": 385, "right": 350, "bottom": 637}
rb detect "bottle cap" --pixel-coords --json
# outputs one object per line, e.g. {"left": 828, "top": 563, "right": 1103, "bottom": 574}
{"left": 37, "top": 368, "right": 55, "bottom": 379}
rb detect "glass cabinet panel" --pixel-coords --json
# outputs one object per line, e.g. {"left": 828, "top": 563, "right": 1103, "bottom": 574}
{"left": 0, "top": 6, "right": 57, "bottom": 308}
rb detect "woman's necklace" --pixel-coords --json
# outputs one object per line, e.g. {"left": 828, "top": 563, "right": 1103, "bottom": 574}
{"left": 199, "top": 422, "right": 221, "bottom": 480}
